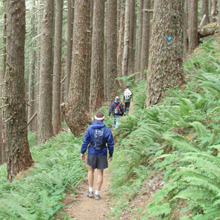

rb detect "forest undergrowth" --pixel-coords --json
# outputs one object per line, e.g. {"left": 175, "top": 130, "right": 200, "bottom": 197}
{"left": 1, "top": 35, "right": 220, "bottom": 220}
{"left": 108, "top": 35, "right": 220, "bottom": 220}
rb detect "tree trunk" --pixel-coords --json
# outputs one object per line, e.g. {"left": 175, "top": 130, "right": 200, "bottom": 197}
{"left": 28, "top": 0, "right": 36, "bottom": 133}
{"left": 140, "top": 0, "right": 151, "bottom": 79}
{"left": 0, "top": 64, "right": 2, "bottom": 164}
{"left": 52, "top": 0, "right": 63, "bottom": 135}
{"left": 122, "top": 0, "right": 130, "bottom": 78}
{"left": 66, "top": 0, "right": 74, "bottom": 98}
{"left": 219, "top": 0, "right": 220, "bottom": 33}
{"left": 202, "top": 0, "right": 210, "bottom": 26}
{"left": 89, "top": 0, "right": 105, "bottom": 113}
{"left": 183, "top": 0, "right": 189, "bottom": 56}
{"left": 106, "top": 0, "right": 118, "bottom": 103}
{"left": 5, "top": 0, "right": 33, "bottom": 181}
{"left": 117, "top": 0, "right": 125, "bottom": 88}
{"left": 135, "top": 0, "right": 143, "bottom": 76}
{"left": 128, "top": 0, "right": 136, "bottom": 76}
{"left": 34, "top": 0, "right": 44, "bottom": 133}
{"left": 84, "top": 0, "right": 93, "bottom": 110}
{"left": 38, "top": 0, "right": 54, "bottom": 144}
{"left": 0, "top": 0, "right": 7, "bottom": 165}
{"left": 61, "top": 0, "right": 91, "bottom": 137}
{"left": 104, "top": 1, "right": 108, "bottom": 102}
{"left": 210, "top": 0, "right": 217, "bottom": 23}
{"left": 145, "top": 0, "right": 185, "bottom": 107}
{"left": 188, "top": 0, "right": 198, "bottom": 54}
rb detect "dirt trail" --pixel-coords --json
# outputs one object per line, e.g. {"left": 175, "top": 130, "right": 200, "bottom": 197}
{"left": 61, "top": 101, "right": 134, "bottom": 220}
{"left": 63, "top": 169, "right": 112, "bottom": 220}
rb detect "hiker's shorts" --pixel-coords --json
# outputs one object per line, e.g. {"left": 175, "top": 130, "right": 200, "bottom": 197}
{"left": 87, "top": 155, "right": 108, "bottom": 169}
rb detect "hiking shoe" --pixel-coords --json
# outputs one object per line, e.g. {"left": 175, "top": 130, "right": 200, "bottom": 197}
{"left": 95, "top": 194, "right": 101, "bottom": 200}
{"left": 86, "top": 191, "right": 94, "bottom": 198}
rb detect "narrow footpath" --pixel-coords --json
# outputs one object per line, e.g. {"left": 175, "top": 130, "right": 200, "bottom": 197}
{"left": 63, "top": 169, "right": 112, "bottom": 219}
{"left": 59, "top": 101, "right": 134, "bottom": 220}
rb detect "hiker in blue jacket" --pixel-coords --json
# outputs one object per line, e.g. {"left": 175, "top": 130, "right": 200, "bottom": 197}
{"left": 81, "top": 111, "right": 114, "bottom": 200}
{"left": 108, "top": 96, "right": 124, "bottom": 129}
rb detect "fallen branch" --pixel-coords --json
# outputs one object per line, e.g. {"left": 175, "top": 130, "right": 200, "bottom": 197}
{"left": 143, "top": 9, "right": 153, "bottom": 13}
{"left": 198, "top": 22, "right": 218, "bottom": 38}
{"left": 27, "top": 111, "right": 37, "bottom": 126}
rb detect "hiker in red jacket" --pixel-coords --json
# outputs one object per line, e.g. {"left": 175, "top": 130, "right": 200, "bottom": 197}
{"left": 108, "top": 96, "right": 124, "bottom": 129}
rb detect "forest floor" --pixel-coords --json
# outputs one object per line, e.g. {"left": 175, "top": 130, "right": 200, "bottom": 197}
{"left": 57, "top": 101, "right": 163, "bottom": 220}
{"left": 61, "top": 169, "right": 112, "bottom": 219}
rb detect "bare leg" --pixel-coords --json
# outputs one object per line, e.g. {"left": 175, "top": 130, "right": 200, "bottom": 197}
{"left": 88, "top": 166, "right": 94, "bottom": 188}
{"left": 96, "top": 169, "right": 104, "bottom": 191}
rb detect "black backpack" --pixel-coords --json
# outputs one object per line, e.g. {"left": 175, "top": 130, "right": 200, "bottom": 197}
{"left": 91, "top": 127, "right": 106, "bottom": 150}
{"left": 114, "top": 102, "right": 123, "bottom": 115}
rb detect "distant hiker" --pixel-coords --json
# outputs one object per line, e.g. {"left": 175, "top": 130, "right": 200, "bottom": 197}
{"left": 81, "top": 111, "right": 114, "bottom": 200}
{"left": 108, "top": 96, "right": 124, "bottom": 129}
{"left": 123, "top": 85, "right": 133, "bottom": 115}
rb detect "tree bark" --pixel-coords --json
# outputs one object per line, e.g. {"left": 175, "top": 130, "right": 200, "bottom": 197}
{"left": 104, "top": 1, "right": 108, "bottom": 102}
{"left": 106, "top": 0, "right": 118, "bottom": 103}
{"left": 140, "top": 0, "right": 151, "bottom": 79}
{"left": 89, "top": 0, "right": 105, "bottom": 113}
{"left": 188, "top": 0, "right": 198, "bottom": 54}
{"left": 38, "top": 0, "right": 54, "bottom": 144}
{"left": 117, "top": 0, "right": 125, "bottom": 88}
{"left": 84, "top": 0, "right": 93, "bottom": 110}
{"left": 28, "top": 0, "right": 36, "bottom": 133}
{"left": 66, "top": 0, "right": 74, "bottom": 98}
{"left": 121, "top": 0, "right": 130, "bottom": 78}
{"left": 183, "top": 0, "right": 189, "bottom": 56}
{"left": 0, "top": 0, "right": 7, "bottom": 165}
{"left": 34, "top": 0, "right": 44, "bottom": 133}
{"left": 202, "top": 0, "right": 210, "bottom": 26}
{"left": 146, "top": 0, "right": 185, "bottom": 107}
{"left": 128, "top": 0, "right": 136, "bottom": 76}
{"left": 135, "top": 0, "right": 143, "bottom": 76}
{"left": 210, "top": 0, "right": 217, "bottom": 23}
{"left": 5, "top": 0, "right": 33, "bottom": 180}
{"left": 52, "top": 0, "right": 63, "bottom": 135}
{"left": 61, "top": 0, "right": 91, "bottom": 137}
{"left": 219, "top": 0, "right": 220, "bottom": 33}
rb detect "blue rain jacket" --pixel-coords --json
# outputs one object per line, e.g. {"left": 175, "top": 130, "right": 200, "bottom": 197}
{"left": 81, "top": 121, "right": 114, "bottom": 157}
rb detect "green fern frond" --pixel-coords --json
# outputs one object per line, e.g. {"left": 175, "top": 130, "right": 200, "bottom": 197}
{"left": 189, "top": 121, "right": 210, "bottom": 138}
{"left": 194, "top": 208, "right": 220, "bottom": 220}
{"left": 177, "top": 170, "right": 220, "bottom": 194}
{"left": 179, "top": 98, "right": 195, "bottom": 113}
{"left": 162, "top": 132, "right": 198, "bottom": 152}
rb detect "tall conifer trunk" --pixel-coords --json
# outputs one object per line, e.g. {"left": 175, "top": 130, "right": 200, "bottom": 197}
{"left": 140, "top": 0, "right": 151, "bottom": 79}
{"left": 117, "top": 0, "right": 125, "bottom": 88}
{"left": 66, "top": 0, "right": 74, "bottom": 98}
{"left": 52, "top": 0, "right": 63, "bottom": 135}
{"left": 89, "top": 0, "right": 105, "bottom": 113}
{"left": 38, "top": 0, "right": 54, "bottom": 143}
{"left": 28, "top": 0, "right": 36, "bottom": 133}
{"left": 61, "top": 0, "right": 91, "bottom": 137}
{"left": 146, "top": 0, "right": 185, "bottom": 107}
{"left": 135, "top": 0, "right": 143, "bottom": 76}
{"left": 5, "top": 0, "right": 33, "bottom": 180}
{"left": 106, "top": 0, "right": 118, "bottom": 103}
{"left": 188, "top": 0, "right": 198, "bottom": 54}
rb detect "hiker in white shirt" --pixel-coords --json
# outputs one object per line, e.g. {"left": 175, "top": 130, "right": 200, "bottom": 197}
{"left": 123, "top": 85, "right": 133, "bottom": 115}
